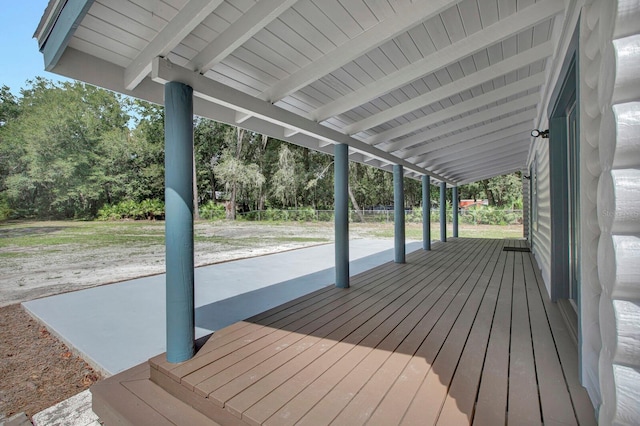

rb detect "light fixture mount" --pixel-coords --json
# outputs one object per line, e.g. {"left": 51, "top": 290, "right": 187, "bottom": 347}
{"left": 531, "top": 129, "right": 549, "bottom": 138}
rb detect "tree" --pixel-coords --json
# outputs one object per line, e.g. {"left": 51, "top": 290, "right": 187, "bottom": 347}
{"left": 213, "top": 152, "right": 264, "bottom": 219}
{"left": 1, "top": 79, "right": 130, "bottom": 218}
{"left": 271, "top": 145, "right": 303, "bottom": 208}
{"left": 194, "top": 118, "right": 230, "bottom": 204}
{"left": 126, "top": 100, "right": 165, "bottom": 202}
{"left": 479, "top": 173, "right": 522, "bottom": 207}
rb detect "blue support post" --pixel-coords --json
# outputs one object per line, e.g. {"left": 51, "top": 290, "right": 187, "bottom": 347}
{"left": 422, "top": 175, "right": 431, "bottom": 250}
{"left": 440, "top": 181, "right": 447, "bottom": 242}
{"left": 394, "top": 165, "right": 405, "bottom": 263}
{"left": 164, "top": 82, "right": 195, "bottom": 363}
{"left": 334, "top": 144, "right": 349, "bottom": 288}
{"left": 452, "top": 186, "right": 459, "bottom": 238}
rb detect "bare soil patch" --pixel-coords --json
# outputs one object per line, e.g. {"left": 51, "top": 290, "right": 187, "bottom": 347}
{"left": 0, "top": 304, "right": 101, "bottom": 419}
{"left": 0, "top": 221, "right": 339, "bottom": 307}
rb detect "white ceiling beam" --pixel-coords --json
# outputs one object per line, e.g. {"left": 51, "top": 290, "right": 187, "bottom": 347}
{"left": 440, "top": 160, "right": 525, "bottom": 184}
{"left": 318, "top": 139, "right": 333, "bottom": 147}
{"left": 448, "top": 163, "right": 525, "bottom": 183}
{"left": 235, "top": 111, "right": 252, "bottom": 124}
{"left": 367, "top": 72, "right": 545, "bottom": 145}
{"left": 455, "top": 166, "right": 524, "bottom": 184}
{"left": 398, "top": 111, "right": 534, "bottom": 159}
{"left": 343, "top": 41, "right": 551, "bottom": 135}
{"left": 313, "top": 0, "right": 564, "bottom": 122}
{"left": 284, "top": 128, "right": 300, "bottom": 137}
{"left": 349, "top": 152, "right": 365, "bottom": 162}
{"left": 379, "top": 93, "right": 538, "bottom": 152}
{"left": 49, "top": 48, "right": 397, "bottom": 176}
{"left": 420, "top": 137, "right": 531, "bottom": 169}
{"left": 444, "top": 154, "right": 527, "bottom": 178}
{"left": 431, "top": 143, "right": 529, "bottom": 171}
{"left": 364, "top": 158, "right": 381, "bottom": 168}
{"left": 124, "top": 0, "right": 224, "bottom": 90}
{"left": 435, "top": 148, "right": 528, "bottom": 175}
{"left": 152, "top": 57, "right": 452, "bottom": 183}
{"left": 259, "top": 0, "right": 461, "bottom": 103}
{"left": 407, "top": 121, "right": 534, "bottom": 161}
{"left": 188, "top": 0, "right": 298, "bottom": 73}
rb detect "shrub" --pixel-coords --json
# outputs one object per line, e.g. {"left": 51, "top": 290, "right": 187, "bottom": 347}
{"left": 97, "top": 199, "right": 164, "bottom": 220}
{"left": 0, "top": 194, "right": 11, "bottom": 221}
{"left": 199, "top": 200, "right": 226, "bottom": 220}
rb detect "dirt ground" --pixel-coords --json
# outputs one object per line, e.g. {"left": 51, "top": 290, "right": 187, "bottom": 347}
{"left": 0, "top": 304, "right": 101, "bottom": 419}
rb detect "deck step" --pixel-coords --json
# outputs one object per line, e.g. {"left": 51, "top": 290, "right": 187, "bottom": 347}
{"left": 91, "top": 362, "right": 237, "bottom": 426}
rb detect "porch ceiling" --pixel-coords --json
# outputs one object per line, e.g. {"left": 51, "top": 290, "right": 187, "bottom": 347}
{"left": 35, "top": 0, "right": 571, "bottom": 184}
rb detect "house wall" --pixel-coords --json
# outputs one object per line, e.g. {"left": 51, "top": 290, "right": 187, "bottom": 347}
{"left": 522, "top": 175, "right": 530, "bottom": 240}
{"left": 590, "top": 0, "right": 640, "bottom": 423}
{"left": 531, "top": 139, "right": 552, "bottom": 294}
{"left": 579, "top": 1, "right": 603, "bottom": 410}
{"left": 529, "top": 0, "right": 640, "bottom": 423}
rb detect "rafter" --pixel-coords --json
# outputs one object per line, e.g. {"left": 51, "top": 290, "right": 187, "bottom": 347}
{"left": 343, "top": 42, "right": 551, "bottom": 135}
{"left": 188, "top": 0, "right": 298, "bottom": 73}
{"left": 152, "top": 57, "right": 452, "bottom": 183}
{"left": 378, "top": 93, "right": 538, "bottom": 152}
{"left": 407, "top": 121, "right": 534, "bottom": 162}
{"left": 125, "top": 0, "right": 224, "bottom": 90}
{"left": 235, "top": 111, "right": 252, "bottom": 124}
{"left": 430, "top": 143, "right": 529, "bottom": 171}
{"left": 419, "top": 135, "right": 531, "bottom": 169}
{"left": 259, "top": 0, "right": 461, "bottom": 103}
{"left": 399, "top": 111, "right": 535, "bottom": 160}
{"left": 315, "top": 0, "right": 563, "bottom": 122}
{"left": 445, "top": 155, "right": 527, "bottom": 179}
{"left": 456, "top": 166, "right": 524, "bottom": 184}
{"left": 284, "top": 129, "right": 300, "bottom": 137}
{"left": 367, "top": 72, "right": 545, "bottom": 145}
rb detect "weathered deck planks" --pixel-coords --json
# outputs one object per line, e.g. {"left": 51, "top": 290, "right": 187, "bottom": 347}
{"left": 94, "top": 238, "right": 596, "bottom": 425}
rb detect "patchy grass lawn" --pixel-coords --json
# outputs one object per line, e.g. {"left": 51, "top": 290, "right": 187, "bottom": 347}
{"left": 0, "top": 219, "right": 522, "bottom": 306}
{"left": 365, "top": 222, "right": 523, "bottom": 240}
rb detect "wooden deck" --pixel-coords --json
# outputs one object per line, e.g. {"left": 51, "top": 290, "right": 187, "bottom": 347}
{"left": 92, "top": 238, "right": 596, "bottom": 425}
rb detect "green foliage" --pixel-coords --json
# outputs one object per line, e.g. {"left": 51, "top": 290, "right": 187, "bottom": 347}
{"left": 199, "top": 200, "right": 226, "bottom": 220}
{"left": 271, "top": 145, "right": 303, "bottom": 208}
{"left": 0, "top": 193, "right": 11, "bottom": 221}
{"left": 0, "top": 79, "right": 524, "bottom": 222}
{"left": 459, "top": 207, "right": 521, "bottom": 225}
{"left": 97, "top": 199, "right": 164, "bottom": 220}
{"left": 213, "top": 153, "right": 265, "bottom": 198}
{"left": 1, "top": 79, "right": 131, "bottom": 218}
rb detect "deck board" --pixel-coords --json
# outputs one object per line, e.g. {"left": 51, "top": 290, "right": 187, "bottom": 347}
{"left": 472, "top": 244, "right": 514, "bottom": 426}
{"left": 435, "top": 237, "right": 507, "bottom": 425}
{"left": 257, "top": 240, "right": 491, "bottom": 425}
{"left": 94, "top": 238, "right": 596, "bottom": 426}
{"left": 507, "top": 252, "right": 541, "bottom": 425}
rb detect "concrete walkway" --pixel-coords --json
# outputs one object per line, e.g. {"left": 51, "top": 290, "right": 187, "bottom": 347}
{"left": 24, "top": 239, "right": 422, "bottom": 376}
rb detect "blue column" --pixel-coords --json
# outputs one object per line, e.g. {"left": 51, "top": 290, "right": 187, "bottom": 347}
{"left": 440, "top": 181, "right": 447, "bottom": 242}
{"left": 394, "top": 165, "right": 405, "bottom": 263}
{"left": 334, "top": 143, "right": 349, "bottom": 288}
{"left": 452, "top": 186, "right": 459, "bottom": 238}
{"left": 422, "top": 175, "right": 431, "bottom": 250}
{"left": 164, "top": 82, "right": 195, "bottom": 363}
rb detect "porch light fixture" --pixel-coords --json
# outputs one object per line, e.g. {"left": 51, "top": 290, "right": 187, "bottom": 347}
{"left": 531, "top": 129, "right": 549, "bottom": 138}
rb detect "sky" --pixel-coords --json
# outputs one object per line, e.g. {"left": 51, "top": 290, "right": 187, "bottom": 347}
{"left": 0, "top": 1, "right": 70, "bottom": 95}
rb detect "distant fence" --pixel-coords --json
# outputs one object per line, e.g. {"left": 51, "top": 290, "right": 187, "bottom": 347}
{"left": 233, "top": 208, "right": 523, "bottom": 226}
